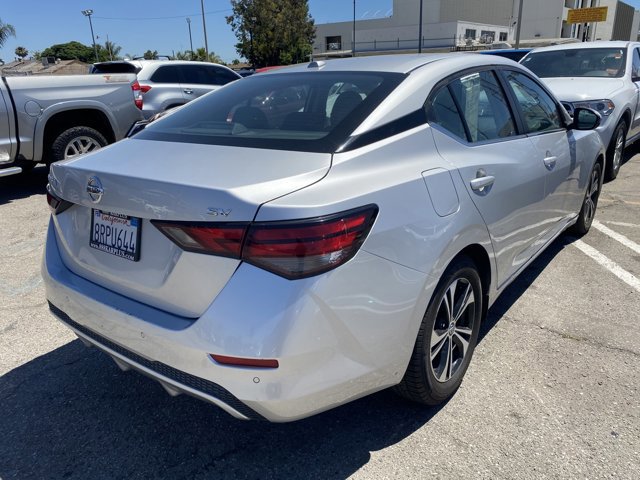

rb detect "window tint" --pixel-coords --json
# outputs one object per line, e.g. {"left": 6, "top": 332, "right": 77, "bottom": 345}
{"left": 136, "top": 71, "right": 404, "bottom": 153}
{"left": 427, "top": 86, "right": 467, "bottom": 140}
{"left": 633, "top": 49, "right": 640, "bottom": 79}
{"left": 214, "top": 66, "right": 241, "bottom": 85}
{"left": 150, "top": 66, "right": 180, "bottom": 83}
{"left": 179, "top": 64, "right": 238, "bottom": 85}
{"left": 504, "top": 71, "right": 562, "bottom": 133}
{"left": 448, "top": 71, "right": 516, "bottom": 142}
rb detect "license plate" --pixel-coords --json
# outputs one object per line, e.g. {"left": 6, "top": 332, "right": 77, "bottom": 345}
{"left": 90, "top": 209, "right": 141, "bottom": 261}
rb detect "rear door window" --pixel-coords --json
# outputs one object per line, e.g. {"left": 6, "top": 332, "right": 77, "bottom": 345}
{"left": 150, "top": 66, "right": 180, "bottom": 83}
{"left": 448, "top": 71, "right": 517, "bottom": 142}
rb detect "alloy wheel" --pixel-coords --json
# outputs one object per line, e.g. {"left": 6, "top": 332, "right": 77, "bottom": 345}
{"left": 430, "top": 277, "right": 476, "bottom": 383}
{"left": 64, "top": 136, "right": 103, "bottom": 159}
{"left": 583, "top": 166, "right": 600, "bottom": 225}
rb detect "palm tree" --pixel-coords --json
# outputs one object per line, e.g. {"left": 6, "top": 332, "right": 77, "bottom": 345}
{"left": 0, "top": 19, "right": 16, "bottom": 49}
{"left": 103, "top": 40, "right": 122, "bottom": 61}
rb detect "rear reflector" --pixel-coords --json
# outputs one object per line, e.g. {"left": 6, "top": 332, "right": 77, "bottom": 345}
{"left": 152, "top": 205, "right": 378, "bottom": 279}
{"left": 210, "top": 354, "right": 279, "bottom": 369}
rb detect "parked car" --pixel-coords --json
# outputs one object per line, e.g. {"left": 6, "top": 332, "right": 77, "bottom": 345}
{"left": 91, "top": 60, "right": 242, "bottom": 119}
{"left": 521, "top": 41, "right": 640, "bottom": 180}
{"left": 44, "top": 54, "right": 604, "bottom": 422}
{"left": 0, "top": 73, "right": 143, "bottom": 178}
{"left": 478, "top": 48, "right": 532, "bottom": 61}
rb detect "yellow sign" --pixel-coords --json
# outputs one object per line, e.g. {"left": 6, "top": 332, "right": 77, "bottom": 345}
{"left": 567, "top": 7, "right": 608, "bottom": 24}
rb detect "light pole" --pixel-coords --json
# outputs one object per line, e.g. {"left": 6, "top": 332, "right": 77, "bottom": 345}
{"left": 186, "top": 17, "right": 194, "bottom": 60}
{"left": 515, "top": 0, "right": 524, "bottom": 49}
{"left": 418, "top": 0, "right": 423, "bottom": 53}
{"left": 81, "top": 9, "right": 99, "bottom": 63}
{"left": 200, "top": 0, "right": 209, "bottom": 61}
{"left": 352, "top": 0, "right": 356, "bottom": 56}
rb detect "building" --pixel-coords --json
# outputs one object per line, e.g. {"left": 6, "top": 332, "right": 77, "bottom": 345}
{"left": 313, "top": 0, "right": 640, "bottom": 57}
{"left": 1, "top": 58, "right": 90, "bottom": 76}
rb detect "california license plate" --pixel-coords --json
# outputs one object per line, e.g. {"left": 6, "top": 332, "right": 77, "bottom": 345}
{"left": 90, "top": 209, "right": 141, "bottom": 261}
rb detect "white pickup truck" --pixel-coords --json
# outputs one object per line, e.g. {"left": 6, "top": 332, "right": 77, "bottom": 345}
{"left": 521, "top": 41, "right": 640, "bottom": 181}
{"left": 0, "top": 73, "right": 144, "bottom": 177}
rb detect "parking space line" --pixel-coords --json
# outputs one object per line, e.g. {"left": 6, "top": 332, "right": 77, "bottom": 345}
{"left": 592, "top": 220, "right": 640, "bottom": 255}
{"left": 573, "top": 240, "right": 640, "bottom": 293}
{"left": 603, "top": 221, "right": 640, "bottom": 229}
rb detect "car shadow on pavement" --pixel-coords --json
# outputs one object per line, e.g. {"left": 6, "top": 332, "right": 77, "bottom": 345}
{"left": 0, "top": 236, "right": 571, "bottom": 480}
{"left": 0, "top": 165, "right": 48, "bottom": 205}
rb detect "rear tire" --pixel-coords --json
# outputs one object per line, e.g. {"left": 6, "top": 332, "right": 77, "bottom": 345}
{"left": 395, "top": 256, "right": 483, "bottom": 405}
{"left": 51, "top": 126, "right": 108, "bottom": 162}
{"left": 569, "top": 162, "right": 602, "bottom": 236}
{"left": 605, "top": 120, "right": 626, "bottom": 181}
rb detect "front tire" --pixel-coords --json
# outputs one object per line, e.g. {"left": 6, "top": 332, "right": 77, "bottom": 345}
{"left": 395, "top": 256, "right": 483, "bottom": 405}
{"left": 51, "top": 126, "right": 108, "bottom": 162}
{"left": 605, "top": 120, "right": 626, "bottom": 181}
{"left": 570, "top": 162, "right": 602, "bottom": 236}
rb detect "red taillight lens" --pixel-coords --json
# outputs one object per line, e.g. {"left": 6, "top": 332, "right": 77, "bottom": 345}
{"left": 139, "top": 84, "right": 152, "bottom": 93}
{"left": 152, "top": 222, "right": 248, "bottom": 258}
{"left": 243, "top": 206, "right": 378, "bottom": 279}
{"left": 131, "top": 80, "right": 143, "bottom": 110}
{"left": 152, "top": 205, "right": 378, "bottom": 279}
{"left": 46, "top": 186, "right": 72, "bottom": 215}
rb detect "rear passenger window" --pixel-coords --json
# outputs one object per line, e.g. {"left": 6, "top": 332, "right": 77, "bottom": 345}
{"left": 504, "top": 70, "right": 562, "bottom": 133}
{"left": 427, "top": 87, "right": 467, "bottom": 140}
{"left": 449, "top": 71, "right": 516, "bottom": 142}
{"left": 150, "top": 66, "right": 180, "bottom": 83}
{"left": 212, "top": 67, "right": 240, "bottom": 85}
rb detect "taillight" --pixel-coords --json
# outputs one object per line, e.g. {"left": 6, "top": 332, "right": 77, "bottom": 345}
{"left": 152, "top": 205, "right": 378, "bottom": 279}
{"left": 152, "top": 222, "right": 248, "bottom": 258}
{"left": 139, "top": 84, "right": 152, "bottom": 93}
{"left": 46, "top": 185, "right": 72, "bottom": 215}
{"left": 131, "top": 80, "right": 143, "bottom": 110}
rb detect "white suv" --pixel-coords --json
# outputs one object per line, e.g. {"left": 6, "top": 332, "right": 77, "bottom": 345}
{"left": 91, "top": 60, "right": 241, "bottom": 119}
{"left": 521, "top": 41, "right": 640, "bottom": 181}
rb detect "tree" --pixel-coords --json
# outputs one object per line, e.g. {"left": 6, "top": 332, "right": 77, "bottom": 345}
{"left": 192, "top": 48, "right": 223, "bottom": 63}
{"left": 226, "top": 0, "right": 314, "bottom": 67}
{"left": 41, "top": 41, "right": 94, "bottom": 62}
{"left": 143, "top": 49, "right": 158, "bottom": 60}
{"left": 101, "top": 40, "right": 122, "bottom": 61}
{"left": 231, "top": 59, "right": 240, "bottom": 65}
{"left": 14, "top": 46, "right": 28, "bottom": 60}
{"left": 0, "top": 18, "right": 16, "bottom": 49}
{"left": 174, "top": 50, "right": 194, "bottom": 60}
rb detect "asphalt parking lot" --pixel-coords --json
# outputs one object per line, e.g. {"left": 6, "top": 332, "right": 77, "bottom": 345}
{"left": 1, "top": 150, "right": 639, "bottom": 480}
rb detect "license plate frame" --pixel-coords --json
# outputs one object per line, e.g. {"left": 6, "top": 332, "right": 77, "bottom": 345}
{"left": 90, "top": 209, "right": 141, "bottom": 262}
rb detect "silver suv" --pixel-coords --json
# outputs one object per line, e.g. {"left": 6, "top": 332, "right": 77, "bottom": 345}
{"left": 91, "top": 60, "right": 241, "bottom": 119}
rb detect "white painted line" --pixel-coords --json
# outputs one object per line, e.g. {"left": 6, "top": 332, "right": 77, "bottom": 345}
{"left": 603, "top": 221, "right": 640, "bottom": 229}
{"left": 573, "top": 240, "right": 640, "bottom": 293}
{"left": 593, "top": 220, "right": 640, "bottom": 255}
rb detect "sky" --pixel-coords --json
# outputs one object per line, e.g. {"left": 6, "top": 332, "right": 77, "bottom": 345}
{"left": 0, "top": 0, "right": 392, "bottom": 63}
{"left": 2, "top": 0, "right": 640, "bottom": 64}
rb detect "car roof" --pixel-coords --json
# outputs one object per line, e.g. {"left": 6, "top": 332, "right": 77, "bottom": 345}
{"left": 530, "top": 41, "right": 638, "bottom": 53}
{"left": 263, "top": 53, "right": 520, "bottom": 75}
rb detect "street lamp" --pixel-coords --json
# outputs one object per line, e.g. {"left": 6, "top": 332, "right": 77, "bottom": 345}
{"left": 352, "top": 0, "right": 356, "bottom": 56}
{"left": 200, "top": 0, "right": 209, "bottom": 62}
{"left": 418, "top": 0, "right": 423, "bottom": 53}
{"left": 81, "top": 9, "right": 99, "bottom": 63}
{"left": 186, "top": 17, "right": 194, "bottom": 60}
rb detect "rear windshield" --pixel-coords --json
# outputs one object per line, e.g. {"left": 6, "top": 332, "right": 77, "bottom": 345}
{"left": 521, "top": 48, "right": 627, "bottom": 78}
{"left": 135, "top": 71, "right": 405, "bottom": 153}
{"left": 90, "top": 62, "right": 141, "bottom": 74}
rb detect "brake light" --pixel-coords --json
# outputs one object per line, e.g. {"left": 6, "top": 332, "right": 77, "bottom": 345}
{"left": 152, "top": 205, "right": 378, "bottom": 279}
{"left": 46, "top": 186, "right": 72, "bottom": 215}
{"left": 131, "top": 80, "right": 143, "bottom": 109}
{"left": 139, "top": 84, "right": 152, "bottom": 93}
{"left": 152, "top": 222, "right": 247, "bottom": 258}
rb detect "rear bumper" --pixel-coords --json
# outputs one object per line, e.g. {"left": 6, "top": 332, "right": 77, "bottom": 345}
{"left": 42, "top": 219, "right": 432, "bottom": 422}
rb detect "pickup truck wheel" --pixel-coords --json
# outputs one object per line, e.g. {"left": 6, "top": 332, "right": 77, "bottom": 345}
{"left": 51, "top": 126, "right": 108, "bottom": 162}
{"left": 605, "top": 120, "right": 626, "bottom": 181}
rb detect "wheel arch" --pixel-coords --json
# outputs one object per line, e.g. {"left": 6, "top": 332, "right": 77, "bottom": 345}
{"left": 449, "top": 244, "right": 492, "bottom": 323}
{"left": 37, "top": 107, "right": 116, "bottom": 162}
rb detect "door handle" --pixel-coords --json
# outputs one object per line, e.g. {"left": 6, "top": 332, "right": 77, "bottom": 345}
{"left": 183, "top": 89, "right": 194, "bottom": 94}
{"left": 543, "top": 156, "right": 557, "bottom": 170}
{"left": 470, "top": 175, "right": 495, "bottom": 191}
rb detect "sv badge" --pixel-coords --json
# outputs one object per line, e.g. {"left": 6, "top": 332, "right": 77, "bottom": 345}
{"left": 207, "top": 208, "right": 232, "bottom": 217}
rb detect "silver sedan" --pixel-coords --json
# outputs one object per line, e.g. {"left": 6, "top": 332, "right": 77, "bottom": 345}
{"left": 43, "top": 54, "right": 605, "bottom": 422}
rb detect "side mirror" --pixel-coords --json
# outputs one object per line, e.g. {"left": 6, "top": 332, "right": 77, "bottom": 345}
{"left": 571, "top": 108, "right": 601, "bottom": 130}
